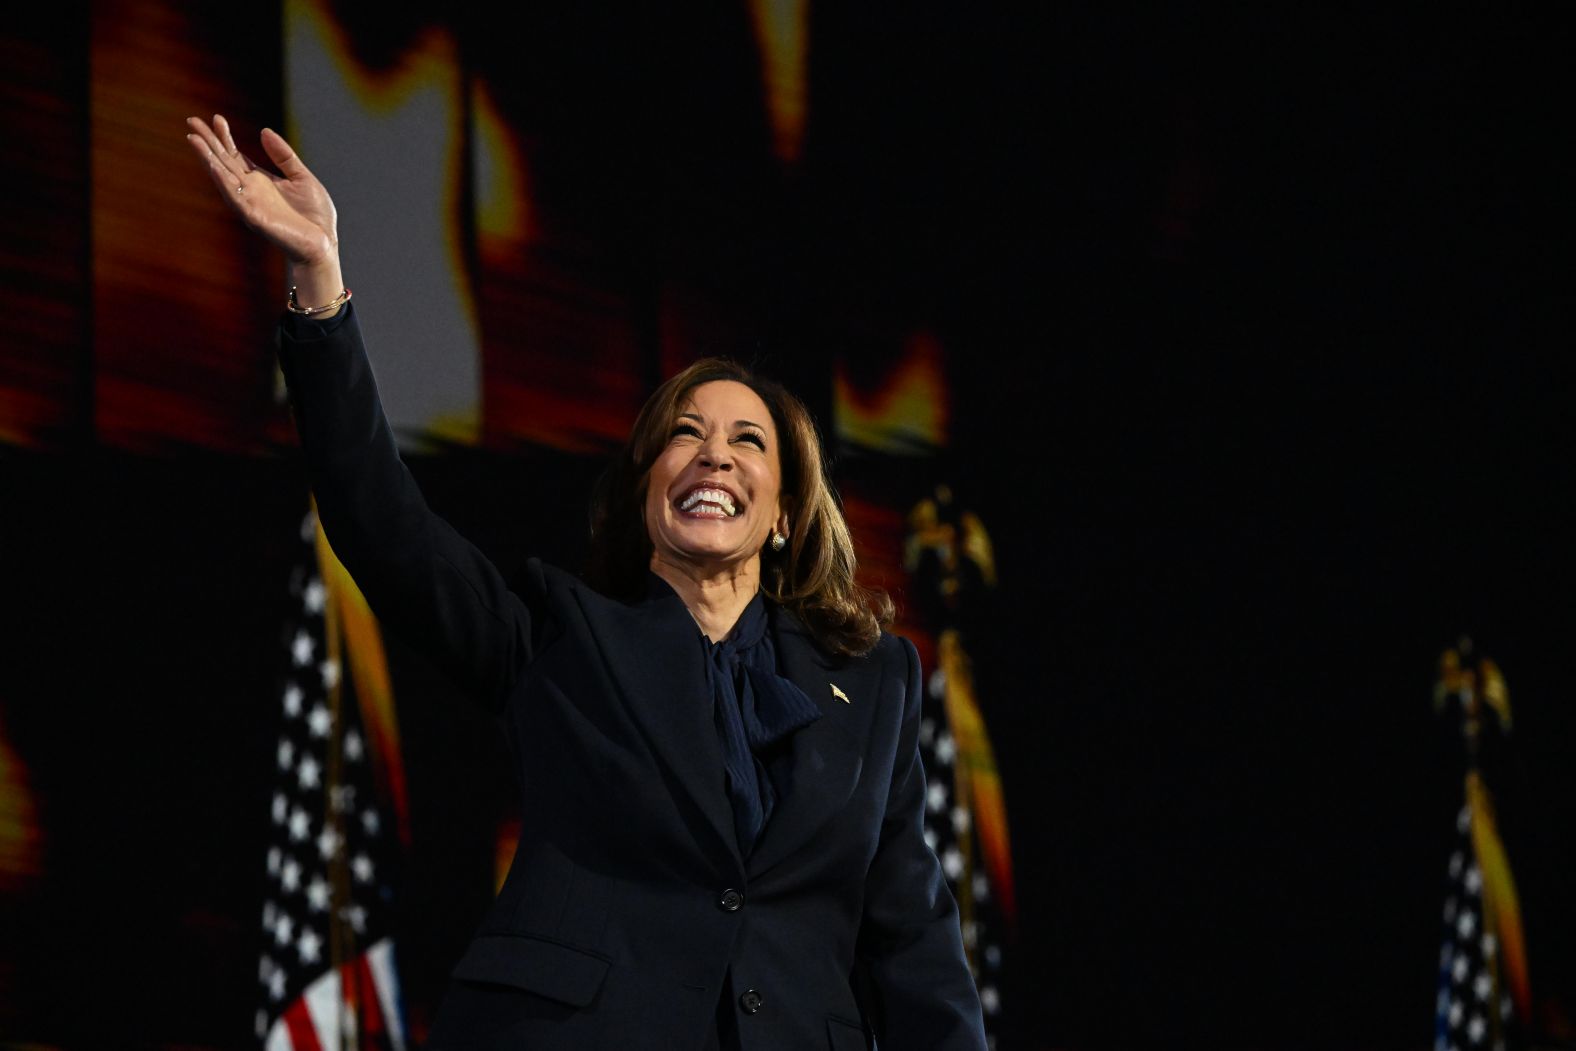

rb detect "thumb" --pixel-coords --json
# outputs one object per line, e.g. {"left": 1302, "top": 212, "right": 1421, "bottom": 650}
{"left": 260, "top": 127, "right": 309, "bottom": 178}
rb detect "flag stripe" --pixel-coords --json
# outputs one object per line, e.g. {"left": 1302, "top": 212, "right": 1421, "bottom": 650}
{"left": 367, "top": 939, "right": 407, "bottom": 1050}
{"left": 303, "top": 964, "right": 347, "bottom": 1050}
{"left": 265, "top": 1019, "right": 293, "bottom": 1051}
{"left": 283, "top": 998, "right": 324, "bottom": 1051}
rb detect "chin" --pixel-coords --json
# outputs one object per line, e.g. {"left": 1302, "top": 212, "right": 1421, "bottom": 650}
{"left": 658, "top": 538, "right": 759, "bottom": 571}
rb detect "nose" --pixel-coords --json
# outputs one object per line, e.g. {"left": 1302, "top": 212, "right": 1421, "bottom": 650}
{"left": 697, "top": 432, "right": 733, "bottom": 470}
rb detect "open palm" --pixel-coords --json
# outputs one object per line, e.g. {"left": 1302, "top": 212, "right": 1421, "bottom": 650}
{"left": 185, "top": 114, "right": 338, "bottom": 266}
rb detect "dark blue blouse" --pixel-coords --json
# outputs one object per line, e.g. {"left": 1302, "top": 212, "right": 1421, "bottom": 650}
{"left": 646, "top": 572, "right": 822, "bottom": 856}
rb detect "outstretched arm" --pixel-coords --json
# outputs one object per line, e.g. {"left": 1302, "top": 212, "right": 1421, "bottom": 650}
{"left": 277, "top": 305, "right": 536, "bottom": 707}
{"left": 184, "top": 115, "right": 536, "bottom": 707}
{"left": 857, "top": 636, "right": 988, "bottom": 1049}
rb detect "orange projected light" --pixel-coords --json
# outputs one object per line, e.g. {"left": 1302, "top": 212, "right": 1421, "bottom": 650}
{"left": 0, "top": 710, "right": 42, "bottom": 892}
{"left": 0, "top": 14, "right": 88, "bottom": 449}
{"left": 286, "top": 0, "right": 480, "bottom": 446}
{"left": 473, "top": 79, "right": 532, "bottom": 251}
{"left": 468, "top": 112, "right": 645, "bottom": 452}
{"left": 314, "top": 516, "right": 411, "bottom": 848}
{"left": 839, "top": 491, "right": 909, "bottom": 604}
{"left": 834, "top": 331, "right": 950, "bottom": 454}
{"left": 936, "top": 629, "right": 1016, "bottom": 930}
{"left": 92, "top": 1, "right": 285, "bottom": 453}
{"left": 748, "top": 0, "right": 809, "bottom": 164}
{"left": 493, "top": 815, "right": 521, "bottom": 896}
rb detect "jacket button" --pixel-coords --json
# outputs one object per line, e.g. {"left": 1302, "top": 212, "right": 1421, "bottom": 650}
{"left": 718, "top": 888, "right": 744, "bottom": 912}
{"left": 739, "top": 989, "right": 763, "bottom": 1014}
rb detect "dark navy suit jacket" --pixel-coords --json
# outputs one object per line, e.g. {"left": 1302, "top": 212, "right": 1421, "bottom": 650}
{"left": 278, "top": 305, "right": 987, "bottom": 1050}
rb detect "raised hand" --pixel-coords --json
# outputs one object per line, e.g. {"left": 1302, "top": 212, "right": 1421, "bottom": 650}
{"left": 186, "top": 113, "right": 344, "bottom": 310}
{"left": 185, "top": 114, "right": 339, "bottom": 269}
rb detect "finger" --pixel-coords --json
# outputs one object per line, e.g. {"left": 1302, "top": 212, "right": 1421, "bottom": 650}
{"left": 213, "top": 113, "right": 240, "bottom": 157}
{"left": 184, "top": 131, "right": 217, "bottom": 166}
{"left": 186, "top": 115, "right": 218, "bottom": 159}
{"left": 186, "top": 132, "right": 248, "bottom": 185}
{"left": 213, "top": 113, "right": 260, "bottom": 172}
{"left": 260, "top": 128, "right": 310, "bottom": 179}
{"left": 186, "top": 130, "right": 231, "bottom": 174}
{"left": 186, "top": 115, "right": 225, "bottom": 157}
{"left": 186, "top": 117, "right": 246, "bottom": 181}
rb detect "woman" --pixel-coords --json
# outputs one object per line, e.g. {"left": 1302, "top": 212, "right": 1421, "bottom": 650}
{"left": 185, "top": 114, "right": 987, "bottom": 1051}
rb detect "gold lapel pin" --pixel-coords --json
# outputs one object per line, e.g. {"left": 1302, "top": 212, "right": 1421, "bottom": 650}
{"left": 830, "top": 683, "right": 850, "bottom": 704}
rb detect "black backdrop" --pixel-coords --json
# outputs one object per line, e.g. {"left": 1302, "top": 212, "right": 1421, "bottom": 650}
{"left": 3, "top": 6, "right": 1572, "bottom": 1048}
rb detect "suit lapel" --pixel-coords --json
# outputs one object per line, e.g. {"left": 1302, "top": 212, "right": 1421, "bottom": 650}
{"left": 747, "top": 605, "right": 873, "bottom": 878}
{"left": 573, "top": 585, "right": 878, "bottom": 880}
{"left": 574, "top": 586, "right": 743, "bottom": 872}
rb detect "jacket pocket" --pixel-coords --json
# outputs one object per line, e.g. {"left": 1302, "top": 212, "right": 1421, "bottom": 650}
{"left": 826, "top": 1014, "right": 872, "bottom": 1051}
{"left": 451, "top": 933, "right": 612, "bottom": 1008}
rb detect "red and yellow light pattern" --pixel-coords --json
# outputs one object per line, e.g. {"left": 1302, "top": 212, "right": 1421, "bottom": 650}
{"left": 937, "top": 629, "right": 1017, "bottom": 927}
{"left": 313, "top": 507, "right": 410, "bottom": 849}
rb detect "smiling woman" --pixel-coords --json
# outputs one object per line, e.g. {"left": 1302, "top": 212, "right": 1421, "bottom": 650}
{"left": 646, "top": 381, "right": 793, "bottom": 639}
{"left": 185, "top": 112, "right": 987, "bottom": 1050}
{"left": 588, "top": 360, "right": 891, "bottom": 657}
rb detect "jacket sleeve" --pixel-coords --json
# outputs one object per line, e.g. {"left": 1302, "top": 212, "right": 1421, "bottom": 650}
{"left": 856, "top": 635, "right": 988, "bottom": 1049}
{"left": 276, "top": 304, "right": 536, "bottom": 710}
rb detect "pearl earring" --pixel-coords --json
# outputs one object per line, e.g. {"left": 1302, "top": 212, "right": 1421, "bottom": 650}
{"left": 770, "top": 532, "right": 787, "bottom": 552}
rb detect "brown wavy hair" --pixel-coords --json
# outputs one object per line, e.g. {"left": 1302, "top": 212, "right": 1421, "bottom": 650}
{"left": 586, "top": 358, "right": 892, "bottom": 657}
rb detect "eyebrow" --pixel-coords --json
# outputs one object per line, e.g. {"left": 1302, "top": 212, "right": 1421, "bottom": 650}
{"left": 676, "top": 412, "right": 767, "bottom": 431}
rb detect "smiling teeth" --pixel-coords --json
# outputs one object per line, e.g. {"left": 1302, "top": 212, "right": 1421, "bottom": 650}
{"left": 679, "top": 488, "right": 738, "bottom": 516}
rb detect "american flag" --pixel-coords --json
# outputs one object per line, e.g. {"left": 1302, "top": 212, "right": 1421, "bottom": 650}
{"left": 257, "top": 507, "right": 407, "bottom": 1050}
{"left": 905, "top": 490, "right": 1014, "bottom": 1051}
{"left": 1433, "top": 643, "right": 1529, "bottom": 1051}
{"left": 918, "top": 643, "right": 1009, "bottom": 1051}
{"left": 1435, "top": 802, "right": 1516, "bottom": 1051}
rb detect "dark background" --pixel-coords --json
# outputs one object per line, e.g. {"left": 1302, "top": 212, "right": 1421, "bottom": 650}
{"left": 3, "top": 5, "right": 1572, "bottom": 1048}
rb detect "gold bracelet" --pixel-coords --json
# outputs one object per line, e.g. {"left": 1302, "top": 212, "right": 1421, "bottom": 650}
{"left": 286, "top": 286, "right": 353, "bottom": 316}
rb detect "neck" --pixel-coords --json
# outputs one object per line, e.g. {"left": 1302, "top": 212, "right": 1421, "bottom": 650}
{"left": 650, "top": 555, "right": 762, "bottom": 642}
